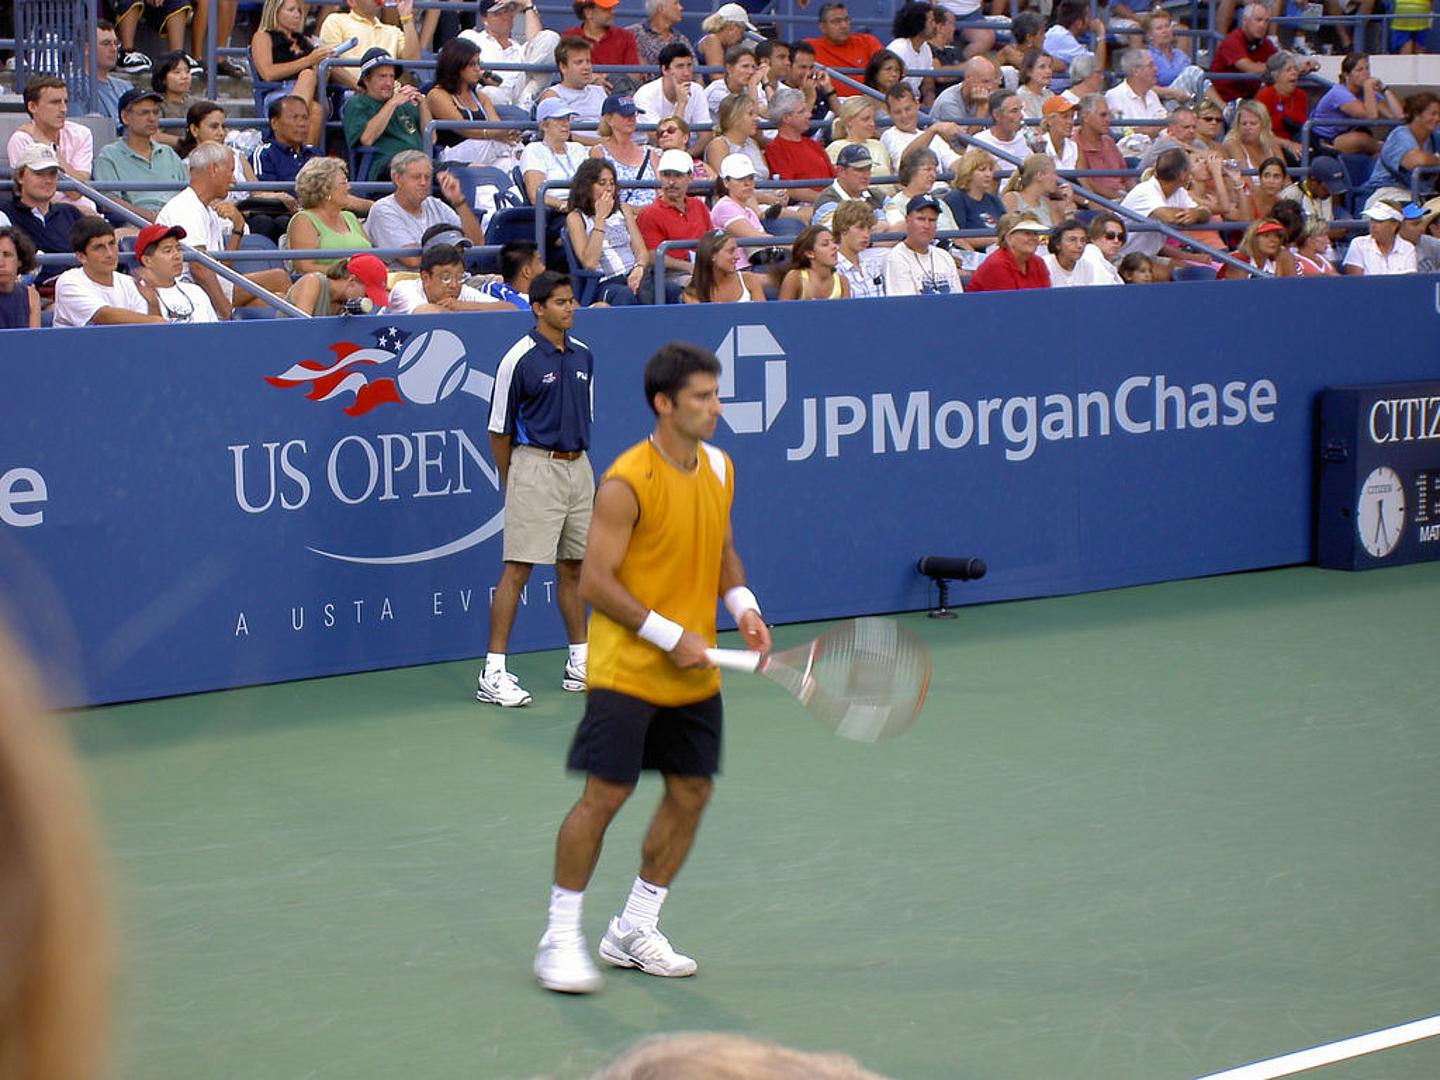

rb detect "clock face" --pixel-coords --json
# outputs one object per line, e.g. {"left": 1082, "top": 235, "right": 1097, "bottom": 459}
{"left": 1357, "top": 466, "right": 1406, "bottom": 559}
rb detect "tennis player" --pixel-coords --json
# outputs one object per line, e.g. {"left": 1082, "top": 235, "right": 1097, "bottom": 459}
{"left": 534, "top": 341, "right": 770, "bottom": 994}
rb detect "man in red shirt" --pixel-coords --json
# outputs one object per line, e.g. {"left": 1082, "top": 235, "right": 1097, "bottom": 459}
{"left": 762, "top": 86, "right": 835, "bottom": 205}
{"left": 564, "top": 0, "right": 639, "bottom": 68}
{"left": 1209, "top": 3, "right": 1276, "bottom": 103}
{"left": 638, "top": 148, "right": 713, "bottom": 278}
{"left": 805, "top": 2, "right": 883, "bottom": 97}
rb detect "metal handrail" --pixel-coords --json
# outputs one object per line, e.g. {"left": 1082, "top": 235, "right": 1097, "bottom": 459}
{"left": 1297, "top": 115, "right": 1405, "bottom": 170}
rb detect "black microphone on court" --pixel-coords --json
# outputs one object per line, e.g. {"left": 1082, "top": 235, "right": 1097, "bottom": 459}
{"left": 916, "top": 556, "right": 987, "bottom": 619}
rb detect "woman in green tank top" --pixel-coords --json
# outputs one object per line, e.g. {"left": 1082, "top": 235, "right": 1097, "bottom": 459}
{"left": 285, "top": 157, "right": 372, "bottom": 274}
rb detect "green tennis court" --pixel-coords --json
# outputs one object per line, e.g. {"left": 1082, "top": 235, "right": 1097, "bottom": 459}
{"left": 72, "top": 563, "right": 1440, "bottom": 1080}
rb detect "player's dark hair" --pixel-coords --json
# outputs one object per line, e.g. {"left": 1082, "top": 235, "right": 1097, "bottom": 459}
{"left": 644, "top": 342, "right": 721, "bottom": 414}
{"left": 69, "top": 215, "right": 115, "bottom": 255}
{"left": 529, "top": 270, "right": 571, "bottom": 309}
{"left": 420, "top": 242, "right": 464, "bottom": 274}
{"left": 499, "top": 241, "right": 538, "bottom": 283}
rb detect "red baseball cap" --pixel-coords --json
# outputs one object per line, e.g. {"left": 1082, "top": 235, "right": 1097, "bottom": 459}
{"left": 135, "top": 223, "right": 186, "bottom": 259}
{"left": 345, "top": 253, "right": 390, "bottom": 308}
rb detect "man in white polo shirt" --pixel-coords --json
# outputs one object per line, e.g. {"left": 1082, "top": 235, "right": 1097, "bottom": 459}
{"left": 52, "top": 217, "right": 164, "bottom": 327}
{"left": 1105, "top": 50, "right": 1167, "bottom": 125}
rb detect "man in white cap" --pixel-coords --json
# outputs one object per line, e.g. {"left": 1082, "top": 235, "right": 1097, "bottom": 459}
{"left": 884, "top": 194, "right": 962, "bottom": 297}
{"left": 634, "top": 43, "right": 712, "bottom": 155}
{"left": 637, "top": 149, "right": 713, "bottom": 278}
{"left": 459, "top": 0, "right": 561, "bottom": 111}
{"left": 1344, "top": 203, "right": 1417, "bottom": 275}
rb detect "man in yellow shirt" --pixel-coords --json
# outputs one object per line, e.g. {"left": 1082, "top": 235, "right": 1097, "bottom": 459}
{"left": 534, "top": 342, "right": 770, "bottom": 994}
{"left": 319, "top": 0, "right": 421, "bottom": 89}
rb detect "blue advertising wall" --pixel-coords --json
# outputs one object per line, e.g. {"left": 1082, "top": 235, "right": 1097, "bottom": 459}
{"left": 2, "top": 276, "right": 1438, "bottom": 707}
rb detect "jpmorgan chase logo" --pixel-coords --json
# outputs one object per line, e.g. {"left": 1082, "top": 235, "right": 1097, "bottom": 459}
{"left": 228, "top": 327, "right": 504, "bottom": 565}
{"left": 716, "top": 324, "right": 787, "bottom": 434}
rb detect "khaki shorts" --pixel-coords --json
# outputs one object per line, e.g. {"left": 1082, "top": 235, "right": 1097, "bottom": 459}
{"left": 502, "top": 446, "right": 594, "bottom": 564}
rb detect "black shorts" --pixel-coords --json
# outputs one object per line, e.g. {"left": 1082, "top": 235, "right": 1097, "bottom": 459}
{"left": 566, "top": 688, "right": 723, "bottom": 785}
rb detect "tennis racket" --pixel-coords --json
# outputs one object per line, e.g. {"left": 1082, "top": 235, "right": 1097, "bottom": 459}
{"left": 705, "top": 618, "right": 931, "bottom": 743}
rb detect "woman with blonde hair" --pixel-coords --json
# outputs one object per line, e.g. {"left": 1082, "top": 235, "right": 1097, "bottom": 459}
{"left": 697, "top": 4, "right": 750, "bottom": 78}
{"left": 0, "top": 626, "right": 111, "bottom": 1080}
{"left": 1293, "top": 216, "right": 1339, "bottom": 276}
{"left": 778, "top": 225, "right": 850, "bottom": 299}
{"left": 682, "top": 228, "right": 767, "bottom": 302}
{"left": 827, "top": 96, "right": 895, "bottom": 195}
{"left": 1221, "top": 99, "right": 1282, "bottom": 172}
{"left": 1219, "top": 216, "right": 1297, "bottom": 278}
{"left": 285, "top": 156, "right": 371, "bottom": 273}
{"left": 945, "top": 145, "right": 1005, "bottom": 254}
{"left": 1001, "top": 153, "right": 1075, "bottom": 227}
{"left": 250, "top": 0, "right": 329, "bottom": 143}
{"left": 591, "top": 93, "right": 660, "bottom": 209}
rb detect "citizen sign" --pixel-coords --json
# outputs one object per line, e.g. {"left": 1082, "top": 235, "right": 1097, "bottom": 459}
{"left": 228, "top": 327, "right": 504, "bottom": 565}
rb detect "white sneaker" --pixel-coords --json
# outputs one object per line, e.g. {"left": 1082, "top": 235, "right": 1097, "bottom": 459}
{"left": 534, "top": 932, "right": 602, "bottom": 994}
{"left": 475, "top": 666, "right": 532, "bottom": 707}
{"left": 562, "top": 656, "right": 586, "bottom": 692}
{"left": 598, "top": 917, "right": 697, "bottom": 977}
{"left": 115, "top": 48, "right": 152, "bottom": 74}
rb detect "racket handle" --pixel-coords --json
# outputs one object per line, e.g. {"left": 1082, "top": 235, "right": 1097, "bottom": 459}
{"left": 704, "top": 648, "right": 763, "bottom": 673}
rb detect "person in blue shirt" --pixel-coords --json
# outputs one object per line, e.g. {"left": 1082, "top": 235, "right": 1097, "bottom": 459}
{"left": 477, "top": 270, "right": 596, "bottom": 709}
{"left": 1359, "top": 91, "right": 1440, "bottom": 208}
{"left": 250, "top": 95, "right": 320, "bottom": 185}
{"left": 477, "top": 240, "right": 543, "bottom": 310}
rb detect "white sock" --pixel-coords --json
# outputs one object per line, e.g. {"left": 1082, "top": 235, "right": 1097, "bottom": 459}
{"left": 617, "top": 876, "right": 667, "bottom": 933}
{"left": 548, "top": 884, "right": 584, "bottom": 940}
{"left": 568, "top": 643, "right": 587, "bottom": 665}
{"left": 485, "top": 652, "right": 506, "bottom": 675}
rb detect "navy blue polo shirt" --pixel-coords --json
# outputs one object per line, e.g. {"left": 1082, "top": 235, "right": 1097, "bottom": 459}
{"left": 250, "top": 140, "right": 320, "bottom": 184}
{"left": 0, "top": 198, "right": 84, "bottom": 283}
{"left": 488, "top": 331, "right": 594, "bottom": 453}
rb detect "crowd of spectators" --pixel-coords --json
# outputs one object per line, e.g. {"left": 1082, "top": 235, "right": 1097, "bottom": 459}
{"left": 2, "top": 0, "right": 1438, "bottom": 326}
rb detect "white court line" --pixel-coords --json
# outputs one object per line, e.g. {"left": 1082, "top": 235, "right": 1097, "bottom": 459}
{"left": 1195, "top": 1014, "right": 1440, "bottom": 1080}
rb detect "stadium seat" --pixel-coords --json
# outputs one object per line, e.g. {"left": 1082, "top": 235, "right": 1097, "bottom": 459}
{"left": 559, "top": 227, "right": 602, "bottom": 306}
{"left": 237, "top": 233, "right": 287, "bottom": 274}
{"left": 348, "top": 144, "right": 381, "bottom": 184}
{"left": 1173, "top": 264, "right": 1216, "bottom": 282}
{"left": 248, "top": 48, "right": 285, "bottom": 118}
{"left": 232, "top": 305, "right": 279, "bottom": 319}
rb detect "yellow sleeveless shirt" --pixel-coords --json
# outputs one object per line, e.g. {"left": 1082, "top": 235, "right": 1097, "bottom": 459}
{"left": 587, "top": 437, "right": 734, "bottom": 706}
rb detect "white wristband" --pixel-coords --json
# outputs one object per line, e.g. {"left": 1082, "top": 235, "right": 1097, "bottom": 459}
{"left": 638, "top": 610, "right": 684, "bottom": 652}
{"left": 724, "top": 586, "right": 761, "bottom": 622}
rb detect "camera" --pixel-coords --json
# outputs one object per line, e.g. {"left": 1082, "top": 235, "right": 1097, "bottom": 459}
{"left": 341, "top": 297, "right": 374, "bottom": 316}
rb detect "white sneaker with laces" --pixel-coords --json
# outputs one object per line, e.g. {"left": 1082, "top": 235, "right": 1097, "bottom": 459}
{"left": 475, "top": 666, "right": 532, "bottom": 707}
{"left": 562, "top": 656, "right": 586, "bottom": 692}
{"left": 598, "top": 917, "right": 697, "bottom": 977}
{"left": 534, "top": 932, "right": 602, "bottom": 994}
{"left": 116, "top": 48, "right": 152, "bottom": 74}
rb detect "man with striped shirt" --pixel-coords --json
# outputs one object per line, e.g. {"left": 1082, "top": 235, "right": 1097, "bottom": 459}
{"left": 476, "top": 271, "right": 595, "bottom": 708}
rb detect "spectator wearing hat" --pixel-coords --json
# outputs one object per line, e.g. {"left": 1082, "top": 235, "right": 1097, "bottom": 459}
{"left": 0, "top": 145, "right": 86, "bottom": 287}
{"left": 284, "top": 252, "right": 390, "bottom": 316}
{"left": 1345, "top": 202, "right": 1418, "bottom": 274}
{"left": 1311, "top": 54, "right": 1402, "bottom": 158}
{"left": 827, "top": 96, "right": 897, "bottom": 197}
{"left": 637, "top": 149, "right": 713, "bottom": 276}
{"left": 697, "top": 4, "right": 754, "bottom": 77}
{"left": 1400, "top": 200, "right": 1440, "bottom": 273}
{"left": 1279, "top": 155, "right": 1346, "bottom": 247}
{"left": 0, "top": 228, "right": 40, "bottom": 329}
{"left": 806, "top": 3, "right": 883, "bottom": 97}
{"left": 6, "top": 77, "right": 97, "bottom": 217}
{"left": 1219, "top": 217, "right": 1297, "bottom": 278}
{"left": 884, "top": 193, "right": 962, "bottom": 296}
{"left": 763, "top": 87, "right": 836, "bottom": 207}
{"left": 92, "top": 88, "right": 189, "bottom": 223}
{"left": 881, "top": 84, "right": 962, "bottom": 178}
{"left": 319, "top": 0, "right": 420, "bottom": 90}
{"left": 565, "top": 159, "right": 655, "bottom": 304}
{"left": 52, "top": 217, "right": 164, "bottom": 327}
{"left": 133, "top": 223, "right": 220, "bottom": 322}
{"left": 155, "top": 141, "right": 292, "bottom": 318}
{"left": 591, "top": 94, "right": 660, "bottom": 209}
{"left": 386, "top": 241, "right": 510, "bottom": 314}
{"left": 635, "top": 43, "right": 712, "bottom": 156}
{"left": 523, "top": 99, "right": 592, "bottom": 209}
{"left": 343, "top": 49, "right": 430, "bottom": 182}
{"left": 965, "top": 211, "right": 1052, "bottom": 291}
{"left": 365, "top": 151, "right": 485, "bottom": 269}
{"left": 709, "top": 153, "right": 772, "bottom": 271}
{"left": 972, "top": 90, "right": 1030, "bottom": 180}
{"left": 563, "top": 0, "right": 640, "bottom": 69}
{"left": 1105, "top": 50, "right": 1167, "bottom": 125}
{"left": 1359, "top": 92, "right": 1440, "bottom": 210}
{"left": 459, "top": 0, "right": 562, "bottom": 111}
{"left": 426, "top": 38, "right": 523, "bottom": 169}
{"left": 538, "top": 37, "right": 609, "bottom": 142}
{"left": 812, "top": 143, "right": 885, "bottom": 229}
{"left": 627, "top": 0, "right": 693, "bottom": 66}
{"left": 705, "top": 43, "right": 770, "bottom": 114}
{"left": 1038, "top": 96, "right": 1079, "bottom": 171}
